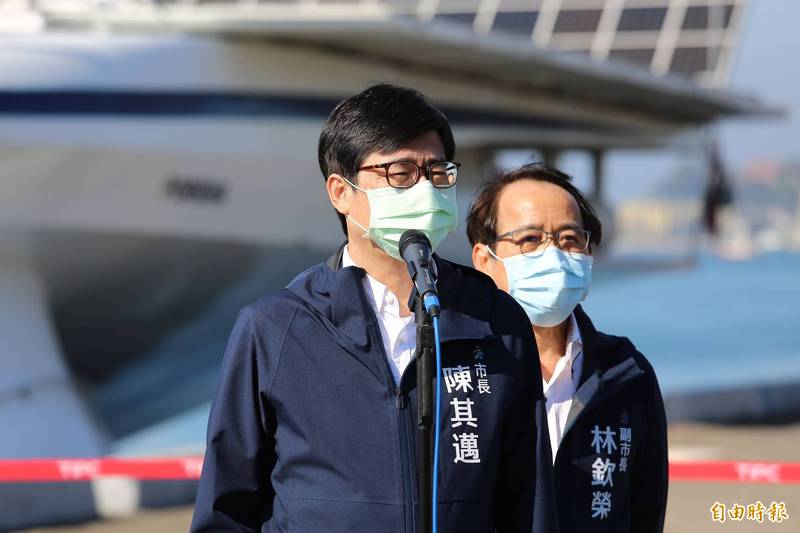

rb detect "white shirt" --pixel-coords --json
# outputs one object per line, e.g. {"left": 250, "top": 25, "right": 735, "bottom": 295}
{"left": 342, "top": 245, "right": 416, "bottom": 385}
{"left": 542, "top": 313, "right": 583, "bottom": 462}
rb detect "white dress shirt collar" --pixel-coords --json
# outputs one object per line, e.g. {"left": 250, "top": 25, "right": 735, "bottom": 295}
{"left": 342, "top": 244, "right": 415, "bottom": 385}
{"left": 543, "top": 313, "right": 584, "bottom": 460}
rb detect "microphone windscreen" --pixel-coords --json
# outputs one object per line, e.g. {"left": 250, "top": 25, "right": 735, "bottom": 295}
{"left": 399, "top": 230, "right": 431, "bottom": 258}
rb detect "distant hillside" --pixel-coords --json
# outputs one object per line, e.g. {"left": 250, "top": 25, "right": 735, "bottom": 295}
{"left": 651, "top": 164, "right": 707, "bottom": 200}
{"left": 645, "top": 159, "right": 800, "bottom": 214}
{"left": 737, "top": 160, "right": 800, "bottom": 213}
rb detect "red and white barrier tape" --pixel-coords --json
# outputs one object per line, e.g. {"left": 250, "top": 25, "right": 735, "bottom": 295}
{"left": 0, "top": 458, "right": 798, "bottom": 484}
{"left": 669, "top": 460, "right": 800, "bottom": 484}
{"left": 0, "top": 457, "right": 204, "bottom": 482}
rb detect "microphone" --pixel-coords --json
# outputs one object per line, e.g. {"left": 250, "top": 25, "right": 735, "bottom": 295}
{"left": 399, "top": 230, "right": 440, "bottom": 317}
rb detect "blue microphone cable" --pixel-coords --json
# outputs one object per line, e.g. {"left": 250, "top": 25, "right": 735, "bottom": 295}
{"left": 422, "top": 292, "right": 442, "bottom": 533}
{"left": 431, "top": 313, "right": 443, "bottom": 533}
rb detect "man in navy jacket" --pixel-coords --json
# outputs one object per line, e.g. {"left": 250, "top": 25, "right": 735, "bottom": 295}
{"left": 468, "top": 163, "right": 668, "bottom": 533}
{"left": 191, "top": 84, "right": 557, "bottom": 532}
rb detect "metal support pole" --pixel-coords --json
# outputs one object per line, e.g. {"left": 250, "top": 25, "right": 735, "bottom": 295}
{"left": 415, "top": 296, "right": 435, "bottom": 533}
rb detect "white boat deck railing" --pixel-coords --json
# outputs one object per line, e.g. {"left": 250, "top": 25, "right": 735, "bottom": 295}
{"left": 0, "top": 0, "right": 435, "bottom": 18}
{"left": 0, "top": 0, "right": 459, "bottom": 33}
{"left": 0, "top": 0, "right": 748, "bottom": 90}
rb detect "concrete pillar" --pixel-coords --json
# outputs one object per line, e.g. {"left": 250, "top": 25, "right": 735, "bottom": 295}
{"left": 588, "top": 149, "right": 614, "bottom": 251}
{"left": 540, "top": 147, "right": 561, "bottom": 166}
{"left": 591, "top": 148, "right": 605, "bottom": 202}
{"left": 438, "top": 146, "right": 494, "bottom": 265}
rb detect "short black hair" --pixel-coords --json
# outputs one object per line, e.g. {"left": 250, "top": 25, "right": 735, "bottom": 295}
{"left": 318, "top": 83, "right": 455, "bottom": 233}
{"left": 466, "top": 162, "right": 602, "bottom": 248}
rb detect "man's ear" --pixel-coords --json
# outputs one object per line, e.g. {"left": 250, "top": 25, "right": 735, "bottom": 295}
{"left": 472, "top": 243, "right": 491, "bottom": 274}
{"left": 327, "top": 174, "right": 351, "bottom": 215}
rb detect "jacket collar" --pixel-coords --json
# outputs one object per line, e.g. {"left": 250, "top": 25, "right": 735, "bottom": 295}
{"left": 325, "top": 243, "right": 493, "bottom": 345}
{"left": 325, "top": 243, "right": 346, "bottom": 271}
{"left": 561, "top": 305, "right": 645, "bottom": 438}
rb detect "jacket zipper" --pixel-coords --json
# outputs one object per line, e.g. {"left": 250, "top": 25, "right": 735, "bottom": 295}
{"left": 370, "top": 318, "right": 416, "bottom": 533}
{"left": 396, "top": 387, "right": 416, "bottom": 533}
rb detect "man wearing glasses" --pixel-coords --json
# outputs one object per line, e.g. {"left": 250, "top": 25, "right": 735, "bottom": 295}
{"left": 191, "top": 85, "right": 557, "bottom": 532}
{"left": 467, "top": 163, "right": 668, "bottom": 533}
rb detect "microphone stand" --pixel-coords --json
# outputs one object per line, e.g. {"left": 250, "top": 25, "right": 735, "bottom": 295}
{"left": 415, "top": 294, "right": 435, "bottom": 533}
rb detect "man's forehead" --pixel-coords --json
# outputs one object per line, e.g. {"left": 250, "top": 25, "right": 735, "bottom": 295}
{"left": 363, "top": 131, "right": 445, "bottom": 163}
{"left": 496, "top": 179, "right": 582, "bottom": 232}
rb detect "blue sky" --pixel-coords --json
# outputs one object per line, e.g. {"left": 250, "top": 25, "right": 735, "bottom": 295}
{"left": 720, "top": 0, "right": 800, "bottom": 169}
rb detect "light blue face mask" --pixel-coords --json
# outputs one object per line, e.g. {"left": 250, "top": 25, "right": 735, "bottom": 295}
{"left": 487, "top": 245, "right": 593, "bottom": 327}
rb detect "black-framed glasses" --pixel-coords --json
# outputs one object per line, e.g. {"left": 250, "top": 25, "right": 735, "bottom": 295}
{"left": 358, "top": 160, "right": 460, "bottom": 189}
{"left": 492, "top": 226, "right": 591, "bottom": 257}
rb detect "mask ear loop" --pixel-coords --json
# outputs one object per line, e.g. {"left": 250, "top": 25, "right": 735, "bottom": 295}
{"left": 339, "top": 175, "right": 367, "bottom": 194}
{"left": 485, "top": 244, "right": 517, "bottom": 294}
{"left": 485, "top": 244, "right": 503, "bottom": 262}
{"left": 339, "top": 175, "right": 371, "bottom": 239}
{"left": 347, "top": 215, "right": 371, "bottom": 240}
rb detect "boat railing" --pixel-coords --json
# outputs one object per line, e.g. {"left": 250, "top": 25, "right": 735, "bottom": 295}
{"left": 0, "top": 0, "right": 453, "bottom": 18}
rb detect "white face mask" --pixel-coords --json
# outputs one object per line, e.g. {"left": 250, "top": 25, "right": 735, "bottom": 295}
{"left": 487, "top": 245, "right": 593, "bottom": 327}
{"left": 344, "top": 178, "right": 458, "bottom": 260}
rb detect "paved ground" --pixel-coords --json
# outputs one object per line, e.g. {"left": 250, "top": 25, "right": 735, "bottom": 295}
{"left": 21, "top": 423, "right": 799, "bottom": 532}
{"left": 22, "top": 507, "right": 192, "bottom": 533}
{"left": 668, "top": 422, "right": 800, "bottom": 462}
{"left": 664, "top": 423, "right": 798, "bottom": 531}
{"left": 666, "top": 481, "right": 796, "bottom": 532}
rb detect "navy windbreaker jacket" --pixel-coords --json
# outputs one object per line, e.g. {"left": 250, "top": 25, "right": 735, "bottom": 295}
{"left": 552, "top": 305, "right": 668, "bottom": 533}
{"left": 191, "top": 247, "right": 558, "bottom": 533}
